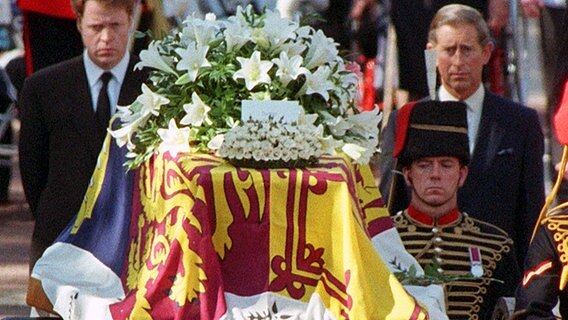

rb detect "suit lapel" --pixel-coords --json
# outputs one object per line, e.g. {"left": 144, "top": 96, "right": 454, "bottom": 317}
{"left": 65, "top": 58, "right": 103, "bottom": 160}
{"left": 471, "top": 93, "right": 504, "bottom": 172}
{"left": 118, "top": 55, "right": 143, "bottom": 106}
{"left": 70, "top": 55, "right": 145, "bottom": 160}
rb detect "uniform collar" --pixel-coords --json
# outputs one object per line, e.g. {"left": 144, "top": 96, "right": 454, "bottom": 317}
{"left": 407, "top": 205, "right": 461, "bottom": 226}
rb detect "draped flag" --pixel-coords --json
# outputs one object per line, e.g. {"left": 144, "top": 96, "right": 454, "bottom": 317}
{"left": 30, "top": 134, "right": 435, "bottom": 320}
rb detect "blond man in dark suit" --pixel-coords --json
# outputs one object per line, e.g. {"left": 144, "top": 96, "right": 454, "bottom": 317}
{"left": 18, "top": 0, "right": 148, "bottom": 270}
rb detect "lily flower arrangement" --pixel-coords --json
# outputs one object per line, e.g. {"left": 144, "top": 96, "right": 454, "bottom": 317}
{"left": 109, "top": 5, "right": 381, "bottom": 169}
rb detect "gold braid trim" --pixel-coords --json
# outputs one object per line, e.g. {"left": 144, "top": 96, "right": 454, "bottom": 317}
{"left": 544, "top": 216, "right": 568, "bottom": 289}
{"left": 533, "top": 146, "right": 568, "bottom": 241}
{"left": 409, "top": 123, "right": 468, "bottom": 134}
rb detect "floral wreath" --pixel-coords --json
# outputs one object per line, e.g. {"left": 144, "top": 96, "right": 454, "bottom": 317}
{"left": 109, "top": 5, "right": 381, "bottom": 169}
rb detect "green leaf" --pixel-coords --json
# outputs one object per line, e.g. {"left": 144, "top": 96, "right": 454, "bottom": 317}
{"left": 175, "top": 73, "right": 190, "bottom": 85}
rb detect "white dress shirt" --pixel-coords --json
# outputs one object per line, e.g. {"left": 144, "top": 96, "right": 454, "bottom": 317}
{"left": 83, "top": 50, "right": 130, "bottom": 115}
{"left": 439, "top": 85, "right": 485, "bottom": 155}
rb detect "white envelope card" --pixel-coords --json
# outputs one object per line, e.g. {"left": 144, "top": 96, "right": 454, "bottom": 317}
{"left": 241, "top": 100, "right": 301, "bottom": 123}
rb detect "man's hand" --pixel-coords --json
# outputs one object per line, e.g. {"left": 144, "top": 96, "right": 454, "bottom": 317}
{"left": 520, "top": 0, "right": 544, "bottom": 18}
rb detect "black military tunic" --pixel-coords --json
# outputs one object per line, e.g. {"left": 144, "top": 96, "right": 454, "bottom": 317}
{"left": 515, "top": 214, "right": 568, "bottom": 318}
{"left": 392, "top": 205, "right": 520, "bottom": 320}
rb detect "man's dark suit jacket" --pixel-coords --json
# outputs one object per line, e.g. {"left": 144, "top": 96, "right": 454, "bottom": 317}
{"left": 18, "top": 55, "right": 147, "bottom": 251}
{"left": 380, "top": 91, "right": 545, "bottom": 270}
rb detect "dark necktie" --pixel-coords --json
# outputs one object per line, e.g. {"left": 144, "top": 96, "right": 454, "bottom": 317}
{"left": 96, "top": 72, "right": 113, "bottom": 129}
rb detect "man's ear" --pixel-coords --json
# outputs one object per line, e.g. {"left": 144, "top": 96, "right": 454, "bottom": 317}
{"left": 76, "top": 18, "right": 82, "bottom": 33}
{"left": 402, "top": 167, "right": 412, "bottom": 187}
{"left": 482, "top": 41, "right": 494, "bottom": 65}
{"left": 458, "top": 165, "right": 469, "bottom": 187}
{"left": 128, "top": 16, "right": 134, "bottom": 32}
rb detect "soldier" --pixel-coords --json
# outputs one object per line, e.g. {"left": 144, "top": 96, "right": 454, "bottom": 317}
{"left": 391, "top": 99, "right": 519, "bottom": 319}
{"left": 514, "top": 69, "right": 568, "bottom": 318}
{"left": 515, "top": 213, "right": 568, "bottom": 318}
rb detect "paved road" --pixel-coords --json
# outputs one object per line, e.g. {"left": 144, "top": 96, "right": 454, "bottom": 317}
{"left": 0, "top": 149, "right": 33, "bottom": 318}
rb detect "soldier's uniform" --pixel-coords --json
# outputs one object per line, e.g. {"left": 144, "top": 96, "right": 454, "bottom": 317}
{"left": 393, "top": 205, "right": 520, "bottom": 320}
{"left": 391, "top": 100, "right": 520, "bottom": 319}
{"left": 515, "top": 214, "right": 568, "bottom": 318}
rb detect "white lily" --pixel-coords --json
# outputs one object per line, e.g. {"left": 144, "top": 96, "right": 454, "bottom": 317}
{"left": 364, "top": 135, "right": 380, "bottom": 154}
{"left": 263, "top": 10, "right": 297, "bottom": 47}
{"left": 157, "top": 119, "right": 192, "bottom": 157}
{"left": 136, "top": 83, "right": 170, "bottom": 118}
{"left": 272, "top": 51, "right": 308, "bottom": 86}
{"left": 233, "top": 5, "right": 250, "bottom": 26}
{"left": 327, "top": 115, "right": 353, "bottom": 137}
{"left": 319, "top": 134, "right": 340, "bottom": 155}
{"left": 207, "top": 134, "right": 225, "bottom": 150}
{"left": 304, "top": 30, "right": 339, "bottom": 69}
{"left": 135, "top": 41, "right": 177, "bottom": 75}
{"left": 176, "top": 44, "right": 211, "bottom": 83}
{"left": 341, "top": 69, "right": 359, "bottom": 89}
{"left": 250, "top": 28, "right": 270, "bottom": 50}
{"left": 223, "top": 19, "right": 251, "bottom": 51}
{"left": 109, "top": 105, "right": 137, "bottom": 148}
{"left": 223, "top": 6, "right": 252, "bottom": 50}
{"left": 296, "top": 25, "right": 312, "bottom": 39}
{"left": 280, "top": 41, "right": 307, "bottom": 58}
{"left": 114, "top": 104, "right": 137, "bottom": 123}
{"left": 301, "top": 66, "right": 335, "bottom": 100}
{"left": 180, "top": 13, "right": 218, "bottom": 47}
{"left": 359, "top": 141, "right": 376, "bottom": 164}
{"left": 109, "top": 116, "right": 142, "bottom": 149}
{"left": 180, "top": 92, "right": 212, "bottom": 127}
{"left": 233, "top": 51, "right": 274, "bottom": 90}
{"left": 298, "top": 112, "right": 318, "bottom": 126}
{"left": 114, "top": 84, "right": 169, "bottom": 130}
{"left": 109, "top": 84, "right": 170, "bottom": 149}
{"left": 342, "top": 143, "right": 368, "bottom": 164}
{"left": 347, "top": 107, "right": 382, "bottom": 139}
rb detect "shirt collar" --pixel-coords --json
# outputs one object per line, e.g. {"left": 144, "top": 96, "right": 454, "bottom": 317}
{"left": 83, "top": 50, "right": 130, "bottom": 87}
{"left": 438, "top": 85, "right": 484, "bottom": 113}
{"left": 407, "top": 204, "right": 461, "bottom": 227}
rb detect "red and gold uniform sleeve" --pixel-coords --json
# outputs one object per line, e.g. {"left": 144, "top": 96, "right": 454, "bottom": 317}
{"left": 516, "top": 219, "right": 566, "bottom": 317}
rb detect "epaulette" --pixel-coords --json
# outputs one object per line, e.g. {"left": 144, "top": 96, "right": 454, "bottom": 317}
{"left": 541, "top": 215, "right": 568, "bottom": 290}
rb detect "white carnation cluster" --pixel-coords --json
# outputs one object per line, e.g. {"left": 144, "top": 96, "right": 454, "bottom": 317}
{"left": 219, "top": 118, "right": 322, "bottom": 166}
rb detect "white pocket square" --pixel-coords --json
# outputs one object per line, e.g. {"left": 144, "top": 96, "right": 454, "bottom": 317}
{"left": 497, "top": 148, "right": 514, "bottom": 156}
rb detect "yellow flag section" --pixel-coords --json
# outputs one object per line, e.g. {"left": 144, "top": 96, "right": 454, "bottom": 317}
{"left": 265, "top": 156, "right": 427, "bottom": 319}
{"left": 71, "top": 134, "right": 112, "bottom": 233}
{"left": 120, "top": 152, "right": 427, "bottom": 320}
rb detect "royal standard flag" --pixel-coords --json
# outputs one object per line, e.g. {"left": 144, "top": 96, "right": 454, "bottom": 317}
{"left": 30, "top": 134, "right": 433, "bottom": 319}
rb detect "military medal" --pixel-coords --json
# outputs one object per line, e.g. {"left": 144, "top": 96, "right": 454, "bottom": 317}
{"left": 468, "top": 247, "right": 483, "bottom": 278}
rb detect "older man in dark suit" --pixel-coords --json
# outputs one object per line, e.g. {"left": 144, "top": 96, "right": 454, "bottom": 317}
{"left": 390, "top": 0, "right": 509, "bottom": 101}
{"left": 18, "top": 0, "right": 148, "bottom": 270}
{"left": 380, "top": 4, "right": 545, "bottom": 274}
